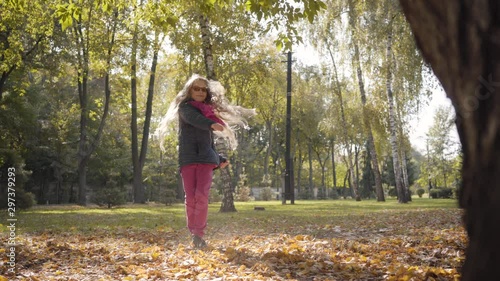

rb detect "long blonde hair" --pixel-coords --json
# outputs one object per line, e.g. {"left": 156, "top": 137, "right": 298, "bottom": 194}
{"left": 155, "top": 74, "right": 256, "bottom": 151}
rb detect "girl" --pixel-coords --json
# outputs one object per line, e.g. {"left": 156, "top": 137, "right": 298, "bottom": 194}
{"left": 156, "top": 74, "right": 255, "bottom": 248}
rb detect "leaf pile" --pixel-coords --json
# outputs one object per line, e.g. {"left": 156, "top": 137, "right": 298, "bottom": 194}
{"left": 1, "top": 208, "right": 466, "bottom": 280}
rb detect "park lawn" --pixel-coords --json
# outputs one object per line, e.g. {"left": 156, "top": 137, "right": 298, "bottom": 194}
{"left": 1, "top": 198, "right": 466, "bottom": 280}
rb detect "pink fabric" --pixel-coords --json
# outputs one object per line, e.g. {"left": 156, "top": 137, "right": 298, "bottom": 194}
{"left": 188, "top": 101, "right": 225, "bottom": 126}
{"left": 180, "top": 163, "right": 217, "bottom": 237}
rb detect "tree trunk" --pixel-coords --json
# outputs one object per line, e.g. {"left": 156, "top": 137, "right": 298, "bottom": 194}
{"left": 355, "top": 43, "right": 385, "bottom": 201}
{"left": 199, "top": 13, "right": 235, "bottom": 212}
{"left": 313, "top": 147, "right": 328, "bottom": 198}
{"left": 328, "top": 49, "right": 361, "bottom": 201}
{"left": 331, "top": 138, "right": 337, "bottom": 188}
{"left": 76, "top": 9, "right": 115, "bottom": 205}
{"left": 199, "top": 15, "right": 216, "bottom": 80}
{"left": 385, "top": 12, "right": 406, "bottom": 203}
{"left": 131, "top": 28, "right": 159, "bottom": 204}
{"left": 354, "top": 144, "right": 361, "bottom": 197}
{"left": 77, "top": 70, "right": 89, "bottom": 205}
{"left": 308, "top": 140, "right": 314, "bottom": 198}
{"left": 263, "top": 120, "right": 273, "bottom": 182}
{"left": 130, "top": 10, "right": 145, "bottom": 203}
{"left": 348, "top": 0, "right": 385, "bottom": 202}
{"left": 396, "top": 94, "right": 411, "bottom": 201}
{"left": 399, "top": 1, "right": 500, "bottom": 279}
{"left": 217, "top": 140, "right": 236, "bottom": 212}
{"left": 297, "top": 140, "right": 302, "bottom": 195}
{"left": 401, "top": 149, "right": 411, "bottom": 201}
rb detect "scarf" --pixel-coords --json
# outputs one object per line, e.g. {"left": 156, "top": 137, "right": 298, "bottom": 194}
{"left": 188, "top": 101, "right": 225, "bottom": 126}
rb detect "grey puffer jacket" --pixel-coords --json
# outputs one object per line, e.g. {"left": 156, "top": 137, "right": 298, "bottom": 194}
{"left": 177, "top": 100, "right": 225, "bottom": 168}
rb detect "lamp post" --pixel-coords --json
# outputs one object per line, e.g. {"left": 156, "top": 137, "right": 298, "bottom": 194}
{"left": 283, "top": 51, "right": 295, "bottom": 204}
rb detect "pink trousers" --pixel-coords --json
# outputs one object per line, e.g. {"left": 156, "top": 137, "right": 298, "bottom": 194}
{"left": 180, "top": 163, "right": 216, "bottom": 237}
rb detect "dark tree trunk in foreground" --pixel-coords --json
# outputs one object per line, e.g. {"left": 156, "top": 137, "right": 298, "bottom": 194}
{"left": 399, "top": 1, "right": 500, "bottom": 279}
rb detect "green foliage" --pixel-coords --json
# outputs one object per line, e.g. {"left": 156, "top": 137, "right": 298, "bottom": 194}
{"left": 298, "top": 188, "right": 312, "bottom": 200}
{"left": 388, "top": 187, "right": 398, "bottom": 198}
{"left": 244, "top": 0, "right": 326, "bottom": 50}
{"left": 430, "top": 188, "right": 454, "bottom": 199}
{"left": 328, "top": 188, "right": 339, "bottom": 199}
{"left": 15, "top": 189, "right": 37, "bottom": 209}
{"left": 161, "top": 189, "right": 177, "bottom": 206}
{"left": 209, "top": 187, "right": 222, "bottom": 203}
{"left": 0, "top": 0, "right": 460, "bottom": 210}
{"left": 416, "top": 188, "right": 425, "bottom": 198}
{"left": 92, "top": 185, "right": 127, "bottom": 209}
{"left": 360, "top": 149, "right": 375, "bottom": 199}
{"left": 418, "top": 105, "right": 460, "bottom": 190}
{"left": 0, "top": 150, "right": 35, "bottom": 209}
{"left": 0, "top": 187, "right": 37, "bottom": 210}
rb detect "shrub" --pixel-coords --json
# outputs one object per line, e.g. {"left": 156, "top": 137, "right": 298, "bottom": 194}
{"left": 92, "top": 186, "right": 127, "bottom": 208}
{"left": 298, "top": 189, "right": 312, "bottom": 200}
{"left": 317, "top": 187, "right": 327, "bottom": 200}
{"left": 328, "top": 188, "right": 340, "bottom": 199}
{"left": 388, "top": 187, "right": 398, "bottom": 197}
{"left": 261, "top": 187, "right": 273, "bottom": 201}
{"left": 162, "top": 189, "right": 177, "bottom": 206}
{"left": 235, "top": 186, "right": 252, "bottom": 202}
{"left": 416, "top": 188, "right": 425, "bottom": 198}
{"left": 209, "top": 187, "right": 222, "bottom": 203}
{"left": 15, "top": 190, "right": 37, "bottom": 209}
{"left": 430, "top": 188, "right": 454, "bottom": 199}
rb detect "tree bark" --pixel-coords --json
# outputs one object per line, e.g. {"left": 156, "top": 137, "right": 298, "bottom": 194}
{"left": 76, "top": 9, "right": 115, "bottom": 205}
{"left": 348, "top": 0, "right": 385, "bottom": 202}
{"left": 308, "top": 140, "right": 314, "bottom": 198}
{"left": 199, "top": 15, "right": 216, "bottom": 80}
{"left": 331, "top": 138, "right": 337, "bottom": 190}
{"left": 131, "top": 27, "right": 159, "bottom": 204}
{"left": 328, "top": 49, "right": 361, "bottom": 201}
{"left": 217, "top": 141, "right": 237, "bottom": 212}
{"left": 313, "top": 146, "right": 328, "bottom": 197}
{"left": 198, "top": 13, "right": 236, "bottom": 212}
{"left": 297, "top": 142, "right": 302, "bottom": 196}
{"left": 401, "top": 149, "right": 411, "bottom": 201}
{"left": 399, "top": 0, "right": 500, "bottom": 279}
{"left": 355, "top": 42, "right": 385, "bottom": 201}
{"left": 75, "top": 15, "right": 89, "bottom": 205}
{"left": 385, "top": 11, "right": 406, "bottom": 203}
{"left": 130, "top": 7, "right": 145, "bottom": 203}
{"left": 263, "top": 120, "right": 274, "bottom": 181}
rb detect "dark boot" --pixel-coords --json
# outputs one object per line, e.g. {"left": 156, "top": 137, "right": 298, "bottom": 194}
{"left": 192, "top": 235, "right": 207, "bottom": 248}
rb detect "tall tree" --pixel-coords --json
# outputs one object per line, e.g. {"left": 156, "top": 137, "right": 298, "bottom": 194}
{"left": 330, "top": 50, "right": 361, "bottom": 201}
{"left": 56, "top": 1, "right": 119, "bottom": 205}
{"left": 399, "top": 1, "right": 500, "bottom": 279}
{"left": 347, "top": 0, "right": 385, "bottom": 202}
{"left": 426, "top": 105, "right": 457, "bottom": 188}
{"left": 130, "top": 1, "right": 176, "bottom": 203}
{"left": 384, "top": 1, "right": 407, "bottom": 203}
{"left": 130, "top": 1, "right": 143, "bottom": 203}
{"left": 196, "top": 5, "right": 238, "bottom": 212}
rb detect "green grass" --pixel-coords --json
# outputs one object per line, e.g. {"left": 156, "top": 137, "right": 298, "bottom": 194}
{"left": 0, "top": 198, "right": 459, "bottom": 235}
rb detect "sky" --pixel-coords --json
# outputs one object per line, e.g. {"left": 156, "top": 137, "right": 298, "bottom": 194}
{"left": 293, "top": 43, "right": 460, "bottom": 154}
{"left": 408, "top": 89, "right": 459, "bottom": 153}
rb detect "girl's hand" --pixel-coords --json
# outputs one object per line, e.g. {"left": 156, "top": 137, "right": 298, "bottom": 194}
{"left": 211, "top": 123, "right": 224, "bottom": 131}
{"left": 219, "top": 161, "right": 229, "bottom": 169}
